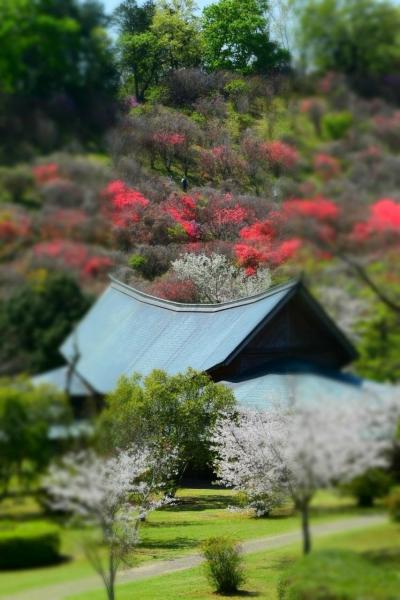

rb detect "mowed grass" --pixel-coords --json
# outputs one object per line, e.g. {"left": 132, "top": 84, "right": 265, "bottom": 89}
{"left": 69, "top": 523, "right": 400, "bottom": 600}
{"left": 0, "top": 487, "right": 383, "bottom": 597}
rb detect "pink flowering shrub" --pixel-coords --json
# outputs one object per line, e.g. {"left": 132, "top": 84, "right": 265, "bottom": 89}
{"left": 313, "top": 153, "right": 341, "bottom": 181}
{"left": 0, "top": 211, "right": 31, "bottom": 243}
{"left": 33, "top": 163, "right": 60, "bottom": 185}
{"left": 373, "top": 111, "right": 400, "bottom": 151}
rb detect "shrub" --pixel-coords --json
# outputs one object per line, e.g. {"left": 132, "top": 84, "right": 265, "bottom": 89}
{"left": 0, "top": 521, "right": 62, "bottom": 569}
{"left": 202, "top": 537, "right": 245, "bottom": 594}
{"left": 278, "top": 549, "right": 400, "bottom": 599}
{"left": 323, "top": 112, "right": 353, "bottom": 140}
{"left": 387, "top": 489, "right": 400, "bottom": 522}
{"left": 341, "top": 468, "right": 393, "bottom": 507}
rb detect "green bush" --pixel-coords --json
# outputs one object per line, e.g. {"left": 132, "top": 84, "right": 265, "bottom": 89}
{"left": 341, "top": 468, "right": 393, "bottom": 507}
{"left": 202, "top": 537, "right": 245, "bottom": 594}
{"left": 0, "top": 521, "right": 62, "bottom": 569}
{"left": 323, "top": 111, "right": 353, "bottom": 140}
{"left": 387, "top": 489, "right": 400, "bottom": 522}
{"left": 278, "top": 549, "right": 400, "bottom": 599}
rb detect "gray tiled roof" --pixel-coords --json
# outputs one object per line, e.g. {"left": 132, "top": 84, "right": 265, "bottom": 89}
{"left": 60, "top": 278, "right": 299, "bottom": 394}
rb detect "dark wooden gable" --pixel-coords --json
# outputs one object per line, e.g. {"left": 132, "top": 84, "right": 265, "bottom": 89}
{"left": 209, "top": 284, "right": 357, "bottom": 381}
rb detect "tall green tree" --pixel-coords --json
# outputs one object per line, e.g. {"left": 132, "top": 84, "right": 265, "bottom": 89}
{"left": 202, "top": 0, "right": 290, "bottom": 73}
{"left": 296, "top": 0, "right": 400, "bottom": 77}
{"left": 117, "top": 0, "right": 202, "bottom": 101}
{"left": 0, "top": 273, "right": 91, "bottom": 375}
{"left": 0, "top": 381, "right": 71, "bottom": 496}
{"left": 0, "top": 0, "right": 117, "bottom": 156}
{"left": 97, "top": 368, "right": 237, "bottom": 481}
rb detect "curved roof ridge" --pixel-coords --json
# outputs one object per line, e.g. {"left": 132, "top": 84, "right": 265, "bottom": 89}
{"left": 109, "top": 275, "right": 300, "bottom": 313}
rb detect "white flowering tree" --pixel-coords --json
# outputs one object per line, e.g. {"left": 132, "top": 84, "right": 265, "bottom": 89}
{"left": 172, "top": 252, "right": 272, "bottom": 303}
{"left": 213, "top": 396, "right": 398, "bottom": 554}
{"left": 45, "top": 446, "right": 176, "bottom": 600}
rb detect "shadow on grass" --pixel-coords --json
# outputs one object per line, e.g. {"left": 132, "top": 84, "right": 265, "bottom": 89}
{"left": 163, "top": 495, "right": 236, "bottom": 512}
{"left": 139, "top": 537, "right": 198, "bottom": 552}
{"left": 214, "top": 591, "right": 260, "bottom": 597}
{"left": 363, "top": 547, "right": 400, "bottom": 567}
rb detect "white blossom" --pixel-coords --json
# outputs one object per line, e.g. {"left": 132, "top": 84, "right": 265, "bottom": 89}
{"left": 45, "top": 445, "right": 177, "bottom": 600}
{"left": 171, "top": 252, "right": 272, "bottom": 303}
{"left": 212, "top": 392, "right": 399, "bottom": 553}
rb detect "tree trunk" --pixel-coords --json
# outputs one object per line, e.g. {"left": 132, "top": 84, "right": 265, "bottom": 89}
{"left": 301, "top": 502, "right": 311, "bottom": 555}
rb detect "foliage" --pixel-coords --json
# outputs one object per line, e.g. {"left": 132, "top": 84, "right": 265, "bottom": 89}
{"left": 213, "top": 396, "right": 398, "bottom": 553}
{"left": 202, "top": 536, "right": 246, "bottom": 594}
{"left": 0, "top": 521, "right": 61, "bottom": 569}
{"left": 0, "top": 272, "right": 91, "bottom": 375}
{"left": 118, "top": 0, "right": 201, "bottom": 101}
{"left": 341, "top": 468, "right": 393, "bottom": 507}
{"left": 202, "top": 0, "right": 290, "bottom": 74}
{"left": 322, "top": 111, "right": 353, "bottom": 140}
{"left": 297, "top": 0, "right": 400, "bottom": 80}
{"left": 97, "top": 369, "right": 237, "bottom": 480}
{"left": 386, "top": 489, "right": 400, "bottom": 522}
{"left": 0, "top": 381, "right": 71, "bottom": 496}
{"left": 0, "top": 0, "right": 117, "bottom": 158}
{"left": 278, "top": 549, "right": 400, "bottom": 600}
{"left": 356, "top": 305, "right": 400, "bottom": 383}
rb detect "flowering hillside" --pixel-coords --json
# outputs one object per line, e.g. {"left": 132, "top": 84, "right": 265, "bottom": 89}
{"left": 1, "top": 69, "right": 400, "bottom": 379}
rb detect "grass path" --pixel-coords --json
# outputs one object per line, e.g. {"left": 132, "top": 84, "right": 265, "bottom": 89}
{"left": 3, "top": 514, "right": 386, "bottom": 600}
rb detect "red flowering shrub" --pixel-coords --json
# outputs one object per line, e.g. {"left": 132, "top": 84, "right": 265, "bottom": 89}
{"left": 235, "top": 214, "right": 302, "bottom": 270}
{"left": 33, "top": 240, "right": 89, "bottom": 269}
{"left": 33, "top": 163, "right": 60, "bottom": 185}
{"left": 82, "top": 256, "right": 113, "bottom": 278}
{"left": 164, "top": 194, "right": 200, "bottom": 240}
{"left": 353, "top": 199, "right": 400, "bottom": 240}
{"left": 153, "top": 132, "right": 186, "bottom": 147}
{"left": 313, "top": 153, "right": 341, "bottom": 181}
{"left": 149, "top": 275, "right": 198, "bottom": 303}
{"left": 103, "top": 180, "right": 150, "bottom": 228}
{"left": 264, "top": 141, "right": 299, "bottom": 176}
{"left": 0, "top": 211, "right": 31, "bottom": 243}
{"left": 40, "top": 209, "right": 88, "bottom": 239}
{"left": 199, "top": 145, "right": 245, "bottom": 181}
{"left": 283, "top": 197, "right": 340, "bottom": 221}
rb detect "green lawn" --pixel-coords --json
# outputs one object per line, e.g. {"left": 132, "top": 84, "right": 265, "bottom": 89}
{"left": 69, "top": 523, "right": 400, "bottom": 600}
{"left": 0, "top": 487, "right": 383, "bottom": 597}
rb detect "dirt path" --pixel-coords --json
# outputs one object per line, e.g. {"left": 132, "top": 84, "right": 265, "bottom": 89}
{"left": 4, "top": 514, "right": 386, "bottom": 600}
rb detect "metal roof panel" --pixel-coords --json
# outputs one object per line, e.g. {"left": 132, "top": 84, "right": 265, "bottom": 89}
{"left": 61, "top": 280, "right": 298, "bottom": 394}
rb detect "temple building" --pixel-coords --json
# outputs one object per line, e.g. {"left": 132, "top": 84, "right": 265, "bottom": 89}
{"left": 34, "top": 277, "right": 386, "bottom": 413}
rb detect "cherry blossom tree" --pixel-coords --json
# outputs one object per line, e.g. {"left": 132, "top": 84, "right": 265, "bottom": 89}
{"left": 171, "top": 252, "right": 272, "bottom": 303}
{"left": 45, "top": 445, "right": 176, "bottom": 600}
{"left": 213, "top": 394, "right": 398, "bottom": 554}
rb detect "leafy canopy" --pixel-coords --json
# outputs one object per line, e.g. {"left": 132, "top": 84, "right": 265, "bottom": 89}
{"left": 97, "top": 368, "right": 237, "bottom": 477}
{"left": 297, "top": 0, "right": 400, "bottom": 77}
{"left": 202, "top": 0, "right": 290, "bottom": 73}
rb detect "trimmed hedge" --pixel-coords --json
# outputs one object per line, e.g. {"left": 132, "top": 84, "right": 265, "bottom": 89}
{"left": 0, "top": 521, "right": 62, "bottom": 569}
